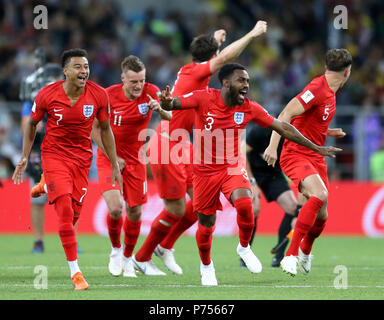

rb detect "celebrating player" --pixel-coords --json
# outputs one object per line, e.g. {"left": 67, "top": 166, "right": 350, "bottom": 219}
{"left": 133, "top": 21, "right": 269, "bottom": 275}
{"left": 263, "top": 48, "right": 351, "bottom": 276}
{"left": 243, "top": 125, "right": 302, "bottom": 267}
{"left": 12, "top": 48, "right": 123, "bottom": 290}
{"left": 91, "top": 55, "right": 171, "bottom": 277}
{"left": 159, "top": 63, "right": 341, "bottom": 286}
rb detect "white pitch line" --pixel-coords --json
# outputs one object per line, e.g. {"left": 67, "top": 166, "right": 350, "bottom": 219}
{"left": 0, "top": 283, "right": 383, "bottom": 289}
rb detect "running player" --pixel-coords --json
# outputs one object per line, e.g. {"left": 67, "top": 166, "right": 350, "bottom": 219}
{"left": 244, "top": 124, "right": 301, "bottom": 267}
{"left": 91, "top": 55, "right": 171, "bottom": 277}
{"left": 263, "top": 48, "right": 351, "bottom": 276}
{"left": 133, "top": 21, "right": 269, "bottom": 276}
{"left": 159, "top": 63, "right": 341, "bottom": 285}
{"left": 12, "top": 48, "right": 123, "bottom": 290}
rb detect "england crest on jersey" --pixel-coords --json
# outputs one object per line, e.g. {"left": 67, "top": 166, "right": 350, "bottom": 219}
{"left": 234, "top": 112, "right": 244, "bottom": 125}
{"left": 83, "top": 105, "right": 94, "bottom": 118}
{"left": 138, "top": 103, "right": 149, "bottom": 115}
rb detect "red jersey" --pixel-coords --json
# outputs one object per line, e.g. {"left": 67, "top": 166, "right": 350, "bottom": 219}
{"left": 179, "top": 88, "right": 275, "bottom": 175}
{"left": 283, "top": 75, "right": 336, "bottom": 159}
{"left": 97, "top": 83, "right": 160, "bottom": 164}
{"left": 156, "top": 60, "right": 213, "bottom": 136}
{"left": 31, "top": 80, "right": 109, "bottom": 167}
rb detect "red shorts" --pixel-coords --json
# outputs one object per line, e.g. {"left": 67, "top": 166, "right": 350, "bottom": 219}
{"left": 193, "top": 165, "right": 252, "bottom": 215}
{"left": 148, "top": 133, "right": 193, "bottom": 199}
{"left": 97, "top": 156, "right": 147, "bottom": 207}
{"left": 280, "top": 152, "right": 329, "bottom": 191}
{"left": 41, "top": 156, "right": 89, "bottom": 208}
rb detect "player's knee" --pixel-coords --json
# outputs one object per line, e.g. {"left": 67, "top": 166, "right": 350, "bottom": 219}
{"left": 164, "top": 199, "right": 186, "bottom": 216}
{"left": 109, "top": 205, "right": 123, "bottom": 219}
{"left": 197, "top": 212, "right": 216, "bottom": 228}
{"left": 314, "top": 190, "right": 328, "bottom": 203}
{"left": 126, "top": 206, "right": 142, "bottom": 222}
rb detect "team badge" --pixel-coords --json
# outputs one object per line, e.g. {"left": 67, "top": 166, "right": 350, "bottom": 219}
{"left": 138, "top": 103, "right": 149, "bottom": 115}
{"left": 234, "top": 112, "right": 244, "bottom": 125}
{"left": 83, "top": 105, "right": 94, "bottom": 118}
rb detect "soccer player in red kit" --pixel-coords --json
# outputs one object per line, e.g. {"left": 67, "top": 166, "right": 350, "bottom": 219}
{"left": 91, "top": 55, "right": 171, "bottom": 277}
{"left": 159, "top": 63, "right": 341, "bottom": 286}
{"left": 12, "top": 49, "right": 123, "bottom": 290}
{"left": 133, "top": 21, "right": 268, "bottom": 275}
{"left": 263, "top": 49, "right": 352, "bottom": 276}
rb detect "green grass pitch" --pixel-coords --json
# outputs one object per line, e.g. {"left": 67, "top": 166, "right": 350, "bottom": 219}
{"left": 0, "top": 234, "right": 383, "bottom": 300}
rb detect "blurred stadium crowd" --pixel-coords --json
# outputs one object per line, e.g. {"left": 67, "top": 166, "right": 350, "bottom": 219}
{"left": 0, "top": 0, "right": 383, "bottom": 180}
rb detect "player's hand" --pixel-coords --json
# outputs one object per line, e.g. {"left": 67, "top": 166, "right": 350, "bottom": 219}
{"left": 317, "top": 145, "right": 343, "bottom": 158}
{"left": 147, "top": 94, "right": 161, "bottom": 112}
{"left": 251, "top": 20, "right": 267, "bottom": 38}
{"left": 214, "top": 29, "right": 226, "bottom": 46}
{"left": 12, "top": 157, "right": 28, "bottom": 185}
{"left": 263, "top": 145, "right": 278, "bottom": 167}
{"left": 159, "top": 85, "right": 173, "bottom": 110}
{"left": 111, "top": 166, "right": 123, "bottom": 196}
{"left": 327, "top": 128, "right": 346, "bottom": 139}
{"left": 117, "top": 156, "right": 126, "bottom": 173}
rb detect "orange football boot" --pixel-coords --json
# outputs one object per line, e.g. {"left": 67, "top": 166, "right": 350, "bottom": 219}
{"left": 72, "top": 272, "right": 89, "bottom": 290}
{"left": 31, "top": 174, "right": 46, "bottom": 198}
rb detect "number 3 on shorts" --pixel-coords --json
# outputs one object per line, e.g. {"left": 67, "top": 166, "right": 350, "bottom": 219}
{"left": 79, "top": 187, "right": 88, "bottom": 203}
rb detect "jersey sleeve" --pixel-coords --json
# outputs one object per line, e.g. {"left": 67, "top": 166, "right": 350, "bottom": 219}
{"left": 30, "top": 89, "right": 47, "bottom": 122}
{"left": 192, "top": 61, "right": 213, "bottom": 80}
{"left": 295, "top": 81, "right": 322, "bottom": 111}
{"left": 250, "top": 101, "right": 275, "bottom": 128}
{"left": 96, "top": 88, "right": 110, "bottom": 123}
{"left": 21, "top": 101, "right": 33, "bottom": 118}
{"left": 177, "top": 90, "right": 203, "bottom": 110}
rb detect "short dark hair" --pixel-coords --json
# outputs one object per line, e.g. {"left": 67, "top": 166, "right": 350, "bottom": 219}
{"left": 190, "top": 34, "right": 219, "bottom": 62}
{"left": 325, "top": 49, "right": 352, "bottom": 72}
{"left": 218, "top": 63, "right": 246, "bottom": 84}
{"left": 121, "top": 55, "right": 145, "bottom": 73}
{"left": 61, "top": 48, "right": 88, "bottom": 68}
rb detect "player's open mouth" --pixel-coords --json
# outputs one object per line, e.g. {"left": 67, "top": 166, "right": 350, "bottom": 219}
{"left": 78, "top": 76, "right": 87, "bottom": 84}
{"left": 238, "top": 89, "right": 247, "bottom": 100}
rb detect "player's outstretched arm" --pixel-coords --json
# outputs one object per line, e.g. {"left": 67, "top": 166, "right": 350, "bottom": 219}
{"left": 12, "top": 117, "right": 38, "bottom": 184}
{"left": 98, "top": 120, "right": 123, "bottom": 195}
{"left": 268, "top": 118, "right": 342, "bottom": 160}
{"left": 264, "top": 97, "right": 305, "bottom": 167}
{"left": 147, "top": 94, "right": 172, "bottom": 120}
{"left": 159, "top": 85, "right": 181, "bottom": 111}
{"left": 210, "top": 20, "right": 267, "bottom": 74}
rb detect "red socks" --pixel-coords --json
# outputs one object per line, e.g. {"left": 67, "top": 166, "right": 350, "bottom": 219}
{"left": 286, "top": 196, "right": 324, "bottom": 256}
{"left": 123, "top": 218, "right": 141, "bottom": 258}
{"left": 196, "top": 223, "right": 215, "bottom": 265}
{"left": 135, "top": 209, "right": 181, "bottom": 262}
{"left": 300, "top": 218, "right": 326, "bottom": 254}
{"left": 234, "top": 197, "right": 254, "bottom": 247}
{"left": 160, "top": 201, "right": 197, "bottom": 249}
{"left": 55, "top": 194, "right": 77, "bottom": 261}
{"left": 107, "top": 215, "right": 123, "bottom": 248}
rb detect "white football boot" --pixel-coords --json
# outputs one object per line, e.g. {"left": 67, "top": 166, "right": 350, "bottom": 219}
{"left": 122, "top": 256, "right": 137, "bottom": 277}
{"left": 154, "top": 244, "right": 183, "bottom": 275}
{"left": 280, "top": 255, "right": 298, "bottom": 276}
{"left": 200, "top": 260, "right": 218, "bottom": 286}
{"left": 108, "top": 247, "right": 123, "bottom": 276}
{"left": 132, "top": 255, "right": 166, "bottom": 276}
{"left": 298, "top": 247, "right": 313, "bottom": 275}
{"left": 236, "top": 243, "right": 262, "bottom": 273}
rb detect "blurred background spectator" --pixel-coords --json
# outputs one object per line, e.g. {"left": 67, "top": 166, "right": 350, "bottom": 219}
{"left": 0, "top": 0, "right": 383, "bottom": 181}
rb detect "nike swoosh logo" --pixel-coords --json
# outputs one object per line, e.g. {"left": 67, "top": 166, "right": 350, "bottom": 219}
{"left": 113, "top": 110, "right": 123, "bottom": 114}
{"left": 53, "top": 108, "right": 64, "bottom": 112}
{"left": 207, "top": 112, "right": 216, "bottom": 116}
